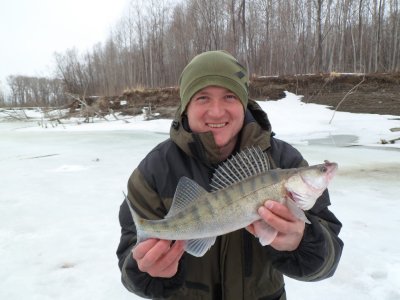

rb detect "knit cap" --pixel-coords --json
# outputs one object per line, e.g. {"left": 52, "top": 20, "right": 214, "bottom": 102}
{"left": 179, "top": 50, "right": 249, "bottom": 114}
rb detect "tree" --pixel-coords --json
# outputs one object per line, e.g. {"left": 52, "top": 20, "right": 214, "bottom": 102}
{"left": 314, "top": 0, "right": 324, "bottom": 72}
{"left": 49, "top": 0, "right": 400, "bottom": 97}
{"left": 6, "top": 75, "right": 65, "bottom": 107}
{"left": 0, "top": 81, "right": 5, "bottom": 106}
{"left": 239, "top": 0, "right": 250, "bottom": 74}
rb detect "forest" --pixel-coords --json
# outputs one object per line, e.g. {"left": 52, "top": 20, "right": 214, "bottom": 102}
{"left": 1, "top": 0, "right": 399, "bottom": 107}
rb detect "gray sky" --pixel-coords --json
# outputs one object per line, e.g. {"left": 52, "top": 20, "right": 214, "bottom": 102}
{"left": 0, "top": 0, "right": 129, "bottom": 89}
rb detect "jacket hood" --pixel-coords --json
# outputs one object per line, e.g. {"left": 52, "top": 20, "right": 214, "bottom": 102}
{"left": 169, "top": 99, "right": 273, "bottom": 165}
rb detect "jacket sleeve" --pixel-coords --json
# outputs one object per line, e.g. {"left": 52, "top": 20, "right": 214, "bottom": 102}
{"left": 265, "top": 189, "right": 343, "bottom": 281}
{"left": 266, "top": 138, "right": 344, "bottom": 281}
{"left": 116, "top": 169, "right": 186, "bottom": 298}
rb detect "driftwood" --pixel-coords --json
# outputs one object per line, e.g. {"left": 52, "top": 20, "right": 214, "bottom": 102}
{"left": 0, "top": 108, "right": 29, "bottom": 120}
{"left": 329, "top": 76, "right": 365, "bottom": 124}
{"left": 380, "top": 137, "right": 400, "bottom": 144}
{"left": 66, "top": 93, "right": 108, "bottom": 123}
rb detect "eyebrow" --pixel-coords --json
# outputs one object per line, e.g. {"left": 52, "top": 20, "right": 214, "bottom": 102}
{"left": 196, "top": 88, "right": 232, "bottom": 95}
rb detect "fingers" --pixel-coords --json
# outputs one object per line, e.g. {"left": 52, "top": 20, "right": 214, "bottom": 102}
{"left": 264, "top": 200, "right": 297, "bottom": 222}
{"left": 132, "top": 239, "right": 185, "bottom": 278}
{"left": 132, "top": 239, "right": 161, "bottom": 260}
{"left": 258, "top": 200, "right": 298, "bottom": 233}
{"left": 257, "top": 200, "right": 305, "bottom": 251}
{"left": 154, "top": 240, "right": 185, "bottom": 275}
{"left": 135, "top": 239, "right": 171, "bottom": 269}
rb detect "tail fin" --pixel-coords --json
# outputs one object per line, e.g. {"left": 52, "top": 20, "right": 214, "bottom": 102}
{"left": 123, "top": 191, "right": 148, "bottom": 244}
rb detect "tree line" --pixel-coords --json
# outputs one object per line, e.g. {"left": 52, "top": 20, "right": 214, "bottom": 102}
{"left": 2, "top": 0, "right": 399, "bottom": 106}
{"left": 4, "top": 76, "right": 67, "bottom": 107}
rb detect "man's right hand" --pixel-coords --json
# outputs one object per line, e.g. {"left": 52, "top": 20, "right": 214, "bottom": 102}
{"left": 132, "top": 239, "right": 185, "bottom": 278}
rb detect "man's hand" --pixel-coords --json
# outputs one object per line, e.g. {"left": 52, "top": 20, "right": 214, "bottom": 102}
{"left": 132, "top": 239, "right": 185, "bottom": 278}
{"left": 247, "top": 200, "right": 305, "bottom": 251}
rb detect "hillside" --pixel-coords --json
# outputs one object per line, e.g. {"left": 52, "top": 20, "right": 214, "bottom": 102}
{"left": 250, "top": 72, "right": 400, "bottom": 116}
{"left": 71, "top": 72, "right": 400, "bottom": 118}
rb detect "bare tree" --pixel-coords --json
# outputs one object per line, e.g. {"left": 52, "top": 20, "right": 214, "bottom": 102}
{"left": 6, "top": 75, "right": 65, "bottom": 107}
{"left": 239, "top": 0, "right": 250, "bottom": 74}
{"left": 389, "top": 0, "right": 399, "bottom": 70}
{"left": 373, "top": 0, "right": 385, "bottom": 71}
{"left": 45, "top": 0, "right": 400, "bottom": 97}
{"left": 0, "top": 82, "right": 5, "bottom": 106}
{"left": 226, "top": 0, "right": 239, "bottom": 56}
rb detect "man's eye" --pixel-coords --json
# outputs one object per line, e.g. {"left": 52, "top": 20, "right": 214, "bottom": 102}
{"left": 195, "top": 96, "right": 208, "bottom": 101}
{"left": 226, "top": 94, "right": 238, "bottom": 100}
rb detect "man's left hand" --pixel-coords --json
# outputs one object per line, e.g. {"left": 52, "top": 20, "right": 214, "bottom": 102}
{"left": 247, "top": 200, "right": 305, "bottom": 251}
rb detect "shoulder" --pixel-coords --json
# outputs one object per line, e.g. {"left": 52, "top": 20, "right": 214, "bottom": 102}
{"left": 140, "top": 139, "right": 177, "bottom": 164}
{"left": 127, "top": 139, "right": 184, "bottom": 203}
{"left": 137, "top": 138, "right": 181, "bottom": 181}
{"left": 134, "top": 139, "right": 210, "bottom": 197}
{"left": 269, "top": 137, "right": 306, "bottom": 169}
{"left": 138, "top": 139, "right": 189, "bottom": 175}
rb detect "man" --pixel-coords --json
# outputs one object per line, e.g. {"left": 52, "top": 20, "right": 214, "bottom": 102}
{"left": 117, "top": 50, "right": 343, "bottom": 299}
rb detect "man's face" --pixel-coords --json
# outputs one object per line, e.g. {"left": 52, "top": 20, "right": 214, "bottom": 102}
{"left": 186, "top": 86, "right": 245, "bottom": 154}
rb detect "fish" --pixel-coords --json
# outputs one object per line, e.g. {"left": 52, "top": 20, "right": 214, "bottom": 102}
{"left": 125, "top": 147, "right": 338, "bottom": 257}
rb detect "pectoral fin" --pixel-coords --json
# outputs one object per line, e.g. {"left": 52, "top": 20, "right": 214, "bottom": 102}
{"left": 185, "top": 237, "right": 217, "bottom": 257}
{"left": 253, "top": 220, "right": 278, "bottom": 246}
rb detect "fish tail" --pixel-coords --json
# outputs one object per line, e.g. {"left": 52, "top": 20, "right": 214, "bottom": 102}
{"left": 123, "top": 192, "right": 149, "bottom": 244}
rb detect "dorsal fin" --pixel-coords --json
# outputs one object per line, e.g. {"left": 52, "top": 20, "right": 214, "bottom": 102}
{"left": 166, "top": 176, "right": 207, "bottom": 218}
{"left": 210, "top": 147, "right": 270, "bottom": 191}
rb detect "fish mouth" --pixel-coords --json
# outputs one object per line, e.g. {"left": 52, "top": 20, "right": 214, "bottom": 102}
{"left": 300, "top": 161, "right": 338, "bottom": 190}
{"left": 323, "top": 160, "right": 338, "bottom": 180}
{"left": 289, "top": 162, "right": 338, "bottom": 210}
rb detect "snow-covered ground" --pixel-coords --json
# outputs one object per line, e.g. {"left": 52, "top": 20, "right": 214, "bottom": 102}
{"left": 1, "top": 92, "right": 399, "bottom": 299}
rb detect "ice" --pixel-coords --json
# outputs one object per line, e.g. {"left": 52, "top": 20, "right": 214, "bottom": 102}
{"left": 0, "top": 92, "right": 399, "bottom": 299}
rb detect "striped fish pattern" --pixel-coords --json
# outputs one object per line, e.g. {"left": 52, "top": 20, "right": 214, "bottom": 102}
{"left": 126, "top": 147, "right": 338, "bottom": 257}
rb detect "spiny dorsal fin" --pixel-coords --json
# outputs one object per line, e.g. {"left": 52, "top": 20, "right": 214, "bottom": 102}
{"left": 210, "top": 147, "right": 270, "bottom": 191}
{"left": 167, "top": 177, "right": 207, "bottom": 218}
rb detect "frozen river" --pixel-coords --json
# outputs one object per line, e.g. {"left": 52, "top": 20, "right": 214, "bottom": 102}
{"left": 2, "top": 86, "right": 400, "bottom": 300}
{"left": 1, "top": 120, "right": 399, "bottom": 300}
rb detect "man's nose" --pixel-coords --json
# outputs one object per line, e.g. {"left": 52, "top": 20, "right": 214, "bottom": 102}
{"left": 208, "top": 100, "right": 224, "bottom": 117}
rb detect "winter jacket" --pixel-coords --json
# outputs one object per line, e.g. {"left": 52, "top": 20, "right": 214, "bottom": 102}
{"left": 116, "top": 100, "right": 344, "bottom": 300}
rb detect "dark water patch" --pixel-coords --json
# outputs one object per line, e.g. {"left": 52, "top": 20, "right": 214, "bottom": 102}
{"left": 305, "top": 134, "right": 359, "bottom": 147}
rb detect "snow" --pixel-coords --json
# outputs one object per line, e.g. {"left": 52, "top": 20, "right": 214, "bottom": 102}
{"left": 1, "top": 92, "right": 399, "bottom": 299}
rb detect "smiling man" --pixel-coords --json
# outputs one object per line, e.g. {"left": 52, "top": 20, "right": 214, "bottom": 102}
{"left": 117, "top": 50, "right": 343, "bottom": 300}
{"left": 186, "top": 86, "right": 245, "bottom": 160}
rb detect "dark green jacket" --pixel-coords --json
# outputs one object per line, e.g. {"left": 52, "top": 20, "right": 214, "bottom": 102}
{"left": 117, "top": 100, "right": 343, "bottom": 299}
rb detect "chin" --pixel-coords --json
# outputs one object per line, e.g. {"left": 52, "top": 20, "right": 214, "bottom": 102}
{"left": 215, "top": 139, "right": 231, "bottom": 149}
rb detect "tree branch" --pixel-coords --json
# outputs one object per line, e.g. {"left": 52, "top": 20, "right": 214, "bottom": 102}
{"left": 329, "top": 76, "right": 365, "bottom": 124}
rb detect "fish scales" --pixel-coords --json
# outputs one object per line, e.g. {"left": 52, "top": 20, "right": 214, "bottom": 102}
{"left": 137, "top": 174, "right": 286, "bottom": 239}
{"left": 136, "top": 191, "right": 233, "bottom": 239}
{"left": 153, "top": 182, "right": 274, "bottom": 236}
{"left": 126, "top": 147, "right": 338, "bottom": 257}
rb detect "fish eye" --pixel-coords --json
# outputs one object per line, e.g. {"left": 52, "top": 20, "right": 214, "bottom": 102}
{"left": 321, "top": 166, "right": 327, "bottom": 173}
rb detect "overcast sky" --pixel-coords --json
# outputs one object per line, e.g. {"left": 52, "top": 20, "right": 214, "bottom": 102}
{"left": 0, "top": 0, "right": 129, "bottom": 89}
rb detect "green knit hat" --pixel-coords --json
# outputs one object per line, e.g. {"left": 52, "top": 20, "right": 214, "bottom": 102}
{"left": 179, "top": 50, "right": 249, "bottom": 114}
